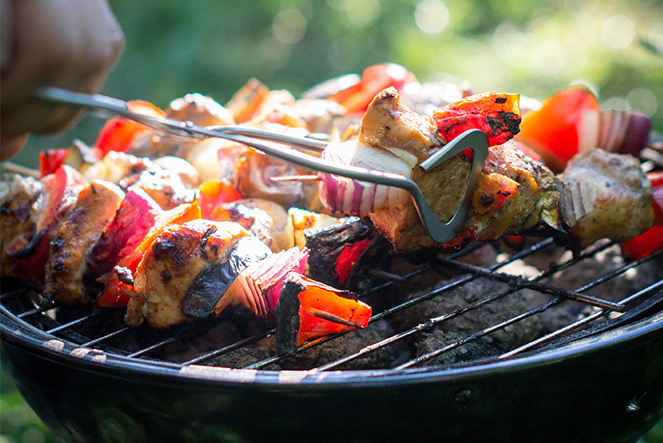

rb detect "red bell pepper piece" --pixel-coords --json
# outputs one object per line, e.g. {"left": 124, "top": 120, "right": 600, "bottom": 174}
{"left": 96, "top": 199, "right": 201, "bottom": 307}
{"left": 93, "top": 100, "right": 165, "bottom": 155}
{"left": 275, "top": 272, "right": 372, "bottom": 355}
{"left": 5, "top": 231, "right": 51, "bottom": 289}
{"left": 651, "top": 171, "right": 663, "bottom": 224}
{"left": 335, "top": 237, "right": 372, "bottom": 286}
{"left": 517, "top": 87, "right": 600, "bottom": 172}
{"left": 7, "top": 165, "right": 86, "bottom": 287}
{"left": 620, "top": 171, "right": 663, "bottom": 261}
{"left": 472, "top": 173, "right": 519, "bottom": 216}
{"left": 620, "top": 226, "right": 663, "bottom": 261}
{"left": 433, "top": 92, "right": 522, "bottom": 147}
{"left": 85, "top": 187, "right": 164, "bottom": 283}
{"left": 39, "top": 148, "right": 71, "bottom": 178}
{"left": 329, "top": 63, "right": 417, "bottom": 114}
{"left": 197, "top": 178, "right": 242, "bottom": 220}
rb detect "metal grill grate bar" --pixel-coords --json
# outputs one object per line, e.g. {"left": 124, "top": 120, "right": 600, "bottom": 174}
{"left": 501, "top": 279, "right": 663, "bottom": 358}
{"left": 244, "top": 238, "right": 566, "bottom": 371}
{"left": 81, "top": 326, "right": 131, "bottom": 348}
{"left": 1, "top": 232, "right": 661, "bottom": 373}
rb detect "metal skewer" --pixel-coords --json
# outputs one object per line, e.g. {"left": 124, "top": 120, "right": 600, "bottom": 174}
{"left": 34, "top": 86, "right": 490, "bottom": 243}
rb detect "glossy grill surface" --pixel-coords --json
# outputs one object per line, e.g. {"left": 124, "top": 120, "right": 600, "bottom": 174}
{"left": 2, "top": 236, "right": 662, "bottom": 373}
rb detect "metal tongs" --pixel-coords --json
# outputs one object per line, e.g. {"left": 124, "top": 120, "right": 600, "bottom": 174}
{"left": 35, "top": 86, "right": 489, "bottom": 243}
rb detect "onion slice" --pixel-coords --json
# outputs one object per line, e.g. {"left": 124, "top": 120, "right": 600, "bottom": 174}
{"left": 318, "top": 140, "right": 412, "bottom": 217}
{"left": 217, "top": 246, "right": 309, "bottom": 320}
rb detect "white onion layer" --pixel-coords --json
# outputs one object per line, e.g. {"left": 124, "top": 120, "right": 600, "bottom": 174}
{"left": 318, "top": 140, "right": 413, "bottom": 217}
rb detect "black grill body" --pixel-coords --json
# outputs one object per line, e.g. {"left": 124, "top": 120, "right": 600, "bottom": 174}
{"left": 2, "top": 235, "right": 663, "bottom": 442}
{"left": 3, "top": 310, "right": 663, "bottom": 442}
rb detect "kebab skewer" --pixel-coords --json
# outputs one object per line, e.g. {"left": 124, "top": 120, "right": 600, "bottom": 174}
{"left": 0, "top": 164, "right": 373, "bottom": 355}
{"left": 1, "top": 72, "right": 659, "bottom": 350}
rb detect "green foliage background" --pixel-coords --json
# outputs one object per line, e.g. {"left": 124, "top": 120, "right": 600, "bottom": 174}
{"left": 10, "top": 0, "right": 663, "bottom": 168}
{"left": 3, "top": 0, "right": 663, "bottom": 441}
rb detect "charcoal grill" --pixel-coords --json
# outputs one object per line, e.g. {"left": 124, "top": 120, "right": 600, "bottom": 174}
{"left": 2, "top": 233, "right": 663, "bottom": 443}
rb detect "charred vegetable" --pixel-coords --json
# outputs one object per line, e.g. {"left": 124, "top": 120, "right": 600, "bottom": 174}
{"left": 182, "top": 236, "right": 272, "bottom": 319}
{"left": 517, "top": 86, "right": 651, "bottom": 172}
{"left": 6, "top": 165, "right": 86, "bottom": 288}
{"left": 620, "top": 171, "right": 663, "bottom": 260}
{"left": 219, "top": 246, "right": 309, "bottom": 320}
{"left": 84, "top": 186, "right": 163, "bottom": 290}
{"left": 304, "top": 217, "right": 388, "bottom": 289}
{"left": 433, "top": 92, "right": 521, "bottom": 146}
{"left": 275, "top": 272, "right": 372, "bottom": 355}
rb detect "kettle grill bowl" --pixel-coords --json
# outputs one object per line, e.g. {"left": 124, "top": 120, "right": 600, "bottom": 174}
{"left": 3, "top": 304, "right": 663, "bottom": 443}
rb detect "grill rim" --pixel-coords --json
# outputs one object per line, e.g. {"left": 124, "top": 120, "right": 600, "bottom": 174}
{"left": 3, "top": 297, "right": 663, "bottom": 389}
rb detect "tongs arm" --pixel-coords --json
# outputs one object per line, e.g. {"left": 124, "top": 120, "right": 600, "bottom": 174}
{"left": 35, "top": 86, "right": 489, "bottom": 243}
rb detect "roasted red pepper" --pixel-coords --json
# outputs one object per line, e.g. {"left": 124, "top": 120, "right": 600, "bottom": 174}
{"left": 96, "top": 199, "right": 201, "bottom": 307}
{"left": 652, "top": 171, "right": 663, "bottom": 224}
{"left": 517, "top": 87, "right": 600, "bottom": 172}
{"left": 39, "top": 148, "right": 71, "bottom": 177}
{"left": 472, "top": 173, "right": 519, "bottom": 216}
{"left": 94, "top": 100, "right": 165, "bottom": 155}
{"left": 620, "top": 171, "right": 663, "bottom": 260}
{"left": 433, "top": 92, "right": 522, "bottom": 147}
{"left": 197, "top": 178, "right": 242, "bottom": 220}
{"left": 7, "top": 165, "right": 86, "bottom": 287}
{"left": 85, "top": 187, "right": 164, "bottom": 284}
{"left": 275, "top": 272, "right": 372, "bottom": 355}
{"left": 329, "top": 63, "right": 417, "bottom": 114}
{"left": 335, "top": 238, "right": 372, "bottom": 286}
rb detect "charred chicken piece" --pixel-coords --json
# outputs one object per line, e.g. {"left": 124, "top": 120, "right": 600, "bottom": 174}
{"left": 0, "top": 173, "right": 43, "bottom": 278}
{"left": 210, "top": 198, "right": 294, "bottom": 253}
{"left": 127, "top": 220, "right": 251, "bottom": 329}
{"left": 558, "top": 148, "right": 653, "bottom": 248}
{"left": 166, "top": 93, "right": 236, "bottom": 128}
{"left": 129, "top": 93, "right": 236, "bottom": 159}
{"left": 322, "top": 88, "right": 559, "bottom": 251}
{"left": 43, "top": 180, "right": 125, "bottom": 305}
{"left": 118, "top": 156, "right": 200, "bottom": 210}
{"left": 225, "top": 78, "right": 270, "bottom": 123}
{"left": 83, "top": 151, "right": 201, "bottom": 211}
{"left": 233, "top": 146, "right": 318, "bottom": 209}
{"left": 82, "top": 151, "right": 150, "bottom": 184}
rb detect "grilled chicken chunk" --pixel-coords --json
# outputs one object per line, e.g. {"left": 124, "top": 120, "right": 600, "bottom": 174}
{"left": 558, "top": 148, "right": 653, "bottom": 248}
{"left": 358, "top": 87, "right": 442, "bottom": 165}
{"left": 84, "top": 152, "right": 200, "bottom": 210}
{"left": 0, "top": 173, "right": 43, "bottom": 278}
{"left": 127, "top": 220, "right": 251, "bottom": 328}
{"left": 43, "top": 180, "right": 125, "bottom": 304}
{"left": 355, "top": 89, "right": 559, "bottom": 251}
{"left": 212, "top": 198, "right": 294, "bottom": 253}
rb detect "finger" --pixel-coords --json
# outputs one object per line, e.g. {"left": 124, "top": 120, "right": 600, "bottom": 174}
{"left": 34, "top": 0, "right": 124, "bottom": 134}
{"left": 0, "top": 0, "right": 123, "bottom": 138}
{"left": 0, "top": 133, "right": 29, "bottom": 161}
{"left": 1, "top": 0, "right": 14, "bottom": 70}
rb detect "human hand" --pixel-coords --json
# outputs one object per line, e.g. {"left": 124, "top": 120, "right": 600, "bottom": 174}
{"left": 1, "top": 0, "right": 124, "bottom": 161}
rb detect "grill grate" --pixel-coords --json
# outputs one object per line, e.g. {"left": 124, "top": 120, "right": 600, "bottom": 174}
{"left": 1, "top": 236, "right": 662, "bottom": 372}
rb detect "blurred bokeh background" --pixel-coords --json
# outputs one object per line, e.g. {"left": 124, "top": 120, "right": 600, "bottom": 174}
{"left": 3, "top": 0, "right": 663, "bottom": 441}
{"left": 8, "top": 0, "right": 663, "bottom": 168}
